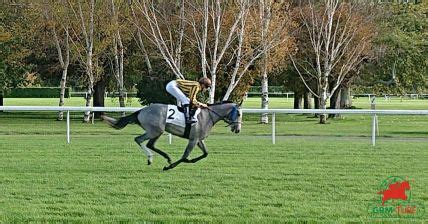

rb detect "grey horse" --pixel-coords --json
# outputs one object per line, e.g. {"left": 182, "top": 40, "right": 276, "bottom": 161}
{"left": 102, "top": 102, "right": 242, "bottom": 171}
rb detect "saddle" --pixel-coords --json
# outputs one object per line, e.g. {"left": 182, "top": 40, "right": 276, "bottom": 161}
{"left": 165, "top": 105, "right": 201, "bottom": 138}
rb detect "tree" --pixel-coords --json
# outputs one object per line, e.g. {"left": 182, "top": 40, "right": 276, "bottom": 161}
{"left": 259, "top": 0, "right": 272, "bottom": 123}
{"left": 110, "top": 0, "right": 126, "bottom": 116}
{"left": 132, "top": 0, "right": 290, "bottom": 103}
{"left": 42, "top": 2, "right": 71, "bottom": 120}
{"left": 131, "top": 0, "right": 185, "bottom": 80}
{"left": 257, "top": 0, "right": 292, "bottom": 123}
{"left": 129, "top": 1, "right": 153, "bottom": 76}
{"left": 68, "top": 1, "right": 113, "bottom": 121}
{"left": 290, "top": 0, "right": 375, "bottom": 123}
{"left": 0, "top": 2, "right": 38, "bottom": 106}
{"left": 358, "top": 2, "right": 427, "bottom": 95}
{"left": 68, "top": 0, "right": 96, "bottom": 122}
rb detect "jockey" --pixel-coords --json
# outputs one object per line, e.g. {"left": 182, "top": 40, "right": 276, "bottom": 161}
{"left": 166, "top": 77, "right": 211, "bottom": 124}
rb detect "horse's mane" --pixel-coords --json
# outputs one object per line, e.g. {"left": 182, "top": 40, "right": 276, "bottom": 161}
{"left": 208, "top": 101, "right": 234, "bottom": 106}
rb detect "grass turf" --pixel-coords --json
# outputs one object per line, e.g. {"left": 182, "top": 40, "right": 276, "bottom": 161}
{"left": 0, "top": 97, "right": 427, "bottom": 222}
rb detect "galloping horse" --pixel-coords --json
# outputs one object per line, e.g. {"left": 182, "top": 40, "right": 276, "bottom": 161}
{"left": 102, "top": 102, "right": 242, "bottom": 171}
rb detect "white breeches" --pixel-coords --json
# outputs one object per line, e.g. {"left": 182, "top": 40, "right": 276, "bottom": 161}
{"left": 166, "top": 80, "right": 190, "bottom": 105}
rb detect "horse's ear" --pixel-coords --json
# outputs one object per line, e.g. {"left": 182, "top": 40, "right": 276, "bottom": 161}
{"left": 238, "top": 98, "right": 244, "bottom": 107}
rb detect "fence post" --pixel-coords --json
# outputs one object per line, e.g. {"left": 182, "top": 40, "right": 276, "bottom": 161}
{"left": 371, "top": 97, "right": 376, "bottom": 146}
{"left": 272, "top": 112, "right": 276, "bottom": 144}
{"left": 372, "top": 114, "right": 377, "bottom": 146}
{"left": 66, "top": 110, "right": 70, "bottom": 144}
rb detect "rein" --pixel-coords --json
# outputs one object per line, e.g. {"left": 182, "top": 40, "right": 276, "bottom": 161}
{"left": 205, "top": 106, "right": 241, "bottom": 126}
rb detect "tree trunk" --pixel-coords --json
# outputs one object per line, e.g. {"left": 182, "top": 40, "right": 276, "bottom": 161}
{"left": 259, "top": 0, "right": 271, "bottom": 124}
{"left": 340, "top": 85, "right": 352, "bottom": 108}
{"left": 314, "top": 95, "right": 319, "bottom": 109}
{"left": 260, "top": 72, "right": 269, "bottom": 123}
{"left": 83, "top": 86, "right": 93, "bottom": 123}
{"left": 319, "top": 97, "right": 327, "bottom": 124}
{"left": 222, "top": 81, "right": 234, "bottom": 101}
{"left": 329, "top": 88, "right": 341, "bottom": 118}
{"left": 81, "top": 0, "right": 95, "bottom": 123}
{"left": 118, "top": 88, "right": 125, "bottom": 117}
{"left": 209, "top": 73, "right": 216, "bottom": 103}
{"left": 293, "top": 93, "right": 303, "bottom": 109}
{"left": 57, "top": 68, "right": 68, "bottom": 120}
{"left": 93, "top": 80, "right": 105, "bottom": 118}
{"left": 112, "top": 0, "right": 126, "bottom": 117}
{"left": 303, "top": 92, "right": 312, "bottom": 109}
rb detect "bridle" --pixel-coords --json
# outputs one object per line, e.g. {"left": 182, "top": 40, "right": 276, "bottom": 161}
{"left": 206, "top": 106, "right": 242, "bottom": 127}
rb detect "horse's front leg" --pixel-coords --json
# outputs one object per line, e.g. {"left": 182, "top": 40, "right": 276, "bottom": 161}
{"left": 182, "top": 140, "right": 208, "bottom": 163}
{"left": 163, "top": 139, "right": 198, "bottom": 171}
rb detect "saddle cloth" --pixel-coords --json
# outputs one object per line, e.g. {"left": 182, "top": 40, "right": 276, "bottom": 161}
{"left": 166, "top": 105, "right": 201, "bottom": 127}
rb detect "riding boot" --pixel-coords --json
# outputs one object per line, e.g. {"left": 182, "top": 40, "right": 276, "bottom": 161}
{"left": 183, "top": 104, "right": 197, "bottom": 124}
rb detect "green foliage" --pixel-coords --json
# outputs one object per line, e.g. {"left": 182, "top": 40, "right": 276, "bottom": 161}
{"left": 0, "top": 12, "right": 32, "bottom": 95}
{"left": 248, "top": 86, "right": 286, "bottom": 93}
{"left": 359, "top": 2, "right": 428, "bottom": 94}
{"left": 214, "top": 70, "right": 257, "bottom": 103}
{"left": 136, "top": 77, "right": 175, "bottom": 105}
{"left": 4, "top": 87, "right": 70, "bottom": 98}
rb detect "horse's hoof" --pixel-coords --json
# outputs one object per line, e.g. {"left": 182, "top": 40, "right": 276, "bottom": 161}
{"left": 148, "top": 157, "right": 153, "bottom": 165}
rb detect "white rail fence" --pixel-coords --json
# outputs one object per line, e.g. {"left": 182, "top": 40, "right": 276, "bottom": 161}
{"left": 1, "top": 106, "right": 428, "bottom": 146}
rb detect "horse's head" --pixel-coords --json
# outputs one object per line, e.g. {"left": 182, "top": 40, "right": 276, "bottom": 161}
{"left": 401, "top": 181, "right": 411, "bottom": 190}
{"left": 227, "top": 104, "right": 242, "bottom": 133}
{"left": 207, "top": 101, "right": 242, "bottom": 133}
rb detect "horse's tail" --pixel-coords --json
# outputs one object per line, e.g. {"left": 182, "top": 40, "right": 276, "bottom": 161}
{"left": 101, "top": 110, "right": 140, "bottom": 130}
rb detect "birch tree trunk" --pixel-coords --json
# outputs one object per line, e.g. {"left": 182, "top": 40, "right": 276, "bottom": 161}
{"left": 176, "top": 0, "right": 185, "bottom": 72}
{"left": 259, "top": 0, "right": 272, "bottom": 124}
{"left": 111, "top": 0, "right": 125, "bottom": 116}
{"left": 43, "top": 5, "right": 70, "bottom": 121}
{"left": 319, "top": 82, "right": 328, "bottom": 123}
{"left": 53, "top": 27, "right": 70, "bottom": 121}
{"left": 80, "top": 0, "right": 95, "bottom": 123}
{"left": 58, "top": 67, "right": 68, "bottom": 120}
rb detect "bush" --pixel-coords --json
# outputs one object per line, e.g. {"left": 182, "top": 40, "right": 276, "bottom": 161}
{"left": 248, "top": 86, "right": 286, "bottom": 93}
{"left": 4, "top": 87, "right": 71, "bottom": 98}
{"left": 137, "top": 78, "right": 175, "bottom": 105}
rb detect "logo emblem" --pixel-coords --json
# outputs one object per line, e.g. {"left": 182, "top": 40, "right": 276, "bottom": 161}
{"left": 368, "top": 176, "right": 425, "bottom": 218}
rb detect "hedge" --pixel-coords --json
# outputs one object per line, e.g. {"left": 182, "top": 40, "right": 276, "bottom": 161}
{"left": 4, "top": 87, "right": 71, "bottom": 98}
{"left": 248, "top": 86, "right": 288, "bottom": 93}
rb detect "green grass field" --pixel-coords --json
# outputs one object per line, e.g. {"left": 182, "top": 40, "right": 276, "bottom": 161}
{"left": 1, "top": 97, "right": 427, "bottom": 222}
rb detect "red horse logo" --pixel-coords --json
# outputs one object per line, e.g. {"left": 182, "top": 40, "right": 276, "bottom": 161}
{"left": 377, "top": 181, "right": 411, "bottom": 205}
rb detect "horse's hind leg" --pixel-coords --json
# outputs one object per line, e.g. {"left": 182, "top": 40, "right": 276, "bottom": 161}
{"left": 146, "top": 136, "right": 172, "bottom": 165}
{"left": 134, "top": 134, "right": 154, "bottom": 165}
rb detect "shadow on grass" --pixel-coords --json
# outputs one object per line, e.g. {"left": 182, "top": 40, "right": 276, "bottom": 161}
{"left": 389, "top": 131, "right": 428, "bottom": 135}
